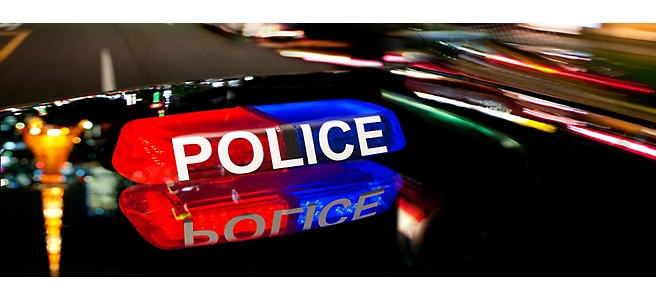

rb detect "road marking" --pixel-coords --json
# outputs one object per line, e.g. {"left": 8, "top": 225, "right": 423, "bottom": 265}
{"left": 0, "top": 30, "right": 30, "bottom": 64}
{"left": 0, "top": 23, "right": 21, "bottom": 31}
{"left": 100, "top": 48, "right": 116, "bottom": 92}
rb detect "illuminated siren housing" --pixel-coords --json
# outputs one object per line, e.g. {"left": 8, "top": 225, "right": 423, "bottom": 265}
{"left": 119, "top": 160, "right": 403, "bottom": 250}
{"left": 112, "top": 99, "right": 406, "bottom": 184}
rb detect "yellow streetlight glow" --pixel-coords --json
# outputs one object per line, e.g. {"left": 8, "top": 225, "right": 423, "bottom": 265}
{"left": 18, "top": 118, "right": 87, "bottom": 277}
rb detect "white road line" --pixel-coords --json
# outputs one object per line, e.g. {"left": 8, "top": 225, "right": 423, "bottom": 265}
{"left": 100, "top": 48, "right": 116, "bottom": 92}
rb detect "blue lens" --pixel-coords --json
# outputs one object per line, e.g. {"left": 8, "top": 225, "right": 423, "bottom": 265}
{"left": 284, "top": 160, "right": 403, "bottom": 230}
{"left": 252, "top": 99, "right": 406, "bottom": 162}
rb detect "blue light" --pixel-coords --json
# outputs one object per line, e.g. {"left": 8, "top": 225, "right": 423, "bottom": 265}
{"left": 286, "top": 160, "right": 403, "bottom": 230}
{"left": 253, "top": 99, "right": 406, "bottom": 162}
{"left": 75, "top": 169, "right": 85, "bottom": 177}
{"left": 254, "top": 100, "right": 386, "bottom": 122}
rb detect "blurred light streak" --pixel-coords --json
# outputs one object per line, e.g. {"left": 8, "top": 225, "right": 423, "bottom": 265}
{"left": 567, "top": 125, "right": 656, "bottom": 160}
{"left": 484, "top": 54, "right": 655, "bottom": 93}
{"left": 522, "top": 108, "right": 587, "bottom": 126}
{"left": 538, "top": 51, "right": 592, "bottom": 61}
{"left": 391, "top": 69, "right": 444, "bottom": 79}
{"left": 381, "top": 90, "right": 524, "bottom": 150}
{"left": 414, "top": 91, "right": 558, "bottom": 133}
{"left": 279, "top": 51, "right": 311, "bottom": 58}
{"left": 409, "top": 62, "right": 460, "bottom": 76}
{"left": 383, "top": 54, "right": 412, "bottom": 63}
{"left": 459, "top": 47, "right": 486, "bottom": 57}
{"left": 241, "top": 23, "right": 304, "bottom": 38}
{"left": 641, "top": 128, "right": 656, "bottom": 136}
{"left": 520, "top": 23, "right": 601, "bottom": 35}
{"left": 258, "top": 30, "right": 304, "bottom": 38}
{"left": 279, "top": 51, "right": 383, "bottom": 67}
{"left": 502, "top": 90, "right": 589, "bottom": 114}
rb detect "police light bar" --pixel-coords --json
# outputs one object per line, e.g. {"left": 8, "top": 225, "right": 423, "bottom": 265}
{"left": 119, "top": 160, "right": 403, "bottom": 250}
{"left": 112, "top": 100, "right": 406, "bottom": 184}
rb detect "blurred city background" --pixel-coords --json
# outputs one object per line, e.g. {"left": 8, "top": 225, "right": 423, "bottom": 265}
{"left": 1, "top": 23, "right": 655, "bottom": 108}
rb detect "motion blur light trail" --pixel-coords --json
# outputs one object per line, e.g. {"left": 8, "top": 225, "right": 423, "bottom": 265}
{"left": 413, "top": 91, "right": 558, "bottom": 133}
{"left": 567, "top": 125, "right": 656, "bottom": 161}
{"left": 279, "top": 51, "right": 383, "bottom": 67}
{"left": 483, "top": 53, "right": 655, "bottom": 94}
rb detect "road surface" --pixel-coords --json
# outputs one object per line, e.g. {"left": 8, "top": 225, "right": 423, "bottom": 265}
{"left": 0, "top": 23, "right": 337, "bottom": 108}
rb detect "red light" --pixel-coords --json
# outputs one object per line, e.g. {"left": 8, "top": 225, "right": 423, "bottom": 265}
{"left": 112, "top": 107, "right": 285, "bottom": 183}
{"left": 150, "top": 103, "right": 163, "bottom": 109}
{"left": 485, "top": 54, "right": 655, "bottom": 94}
{"left": 409, "top": 62, "right": 460, "bottom": 76}
{"left": 36, "top": 161, "right": 45, "bottom": 169}
{"left": 567, "top": 125, "right": 656, "bottom": 160}
{"left": 120, "top": 182, "right": 289, "bottom": 249}
{"left": 396, "top": 180, "right": 444, "bottom": 240}
{"left": 120, "top": 160, "right": 404, "bottom": 249}
{"left": 113, "top": 101, "right": 407, "bottom": 184}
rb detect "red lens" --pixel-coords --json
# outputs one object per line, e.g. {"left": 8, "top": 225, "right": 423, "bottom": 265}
{"left": 112, "top": 107, "right": 285, "bottom": 183}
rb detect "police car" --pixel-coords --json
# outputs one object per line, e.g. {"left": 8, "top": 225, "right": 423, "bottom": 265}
{"left": 2, "top": 34, "right": 656, "bottom": 277}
